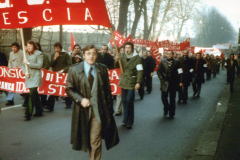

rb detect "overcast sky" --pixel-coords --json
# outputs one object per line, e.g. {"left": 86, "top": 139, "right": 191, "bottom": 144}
{"left": 201, "top": 0, "right": 240, "bottom": 31}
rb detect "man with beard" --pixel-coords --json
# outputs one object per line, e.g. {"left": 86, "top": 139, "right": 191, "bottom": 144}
{"left": 178, "top": 50, "right": 194, "bottom": 103}
{"left": 205, "top": 54, "right": 213, "bottom": 80}
{"left": 71, "top": 44, "right": 83, "bottom": 64}
{"left": 96, "top": 44, "right": 114, "bottom": 70}
{"left": 157, "top": 50, "right": 183, "bottom": 118}
{"left": 46, "top": 42, "right": 72, "bottom": 111}
{"left": 192, "top": 53, "right": 207, "bottom": 97}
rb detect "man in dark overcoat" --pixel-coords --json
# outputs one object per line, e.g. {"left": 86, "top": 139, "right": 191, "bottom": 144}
{"left": 192, "top": 53, "right": 207, "bottom": 97}
{"left": 225, "top": 54, "right": 238, "bottom": 92}
{"left": 157, "top": 50, "right": 183, "bottom": 119}
{"left": 66, "top": 44, "right": 119, "bottom": 160}
{"left": 96, "top": 44, "right": 114, "bottom": 70}
{"left": 178, "top": 50, "right": 194, "bottom": 103}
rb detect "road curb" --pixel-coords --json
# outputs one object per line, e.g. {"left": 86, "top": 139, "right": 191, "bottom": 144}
{"left": 191, "top": 83, "right": 231, "bottom": 160}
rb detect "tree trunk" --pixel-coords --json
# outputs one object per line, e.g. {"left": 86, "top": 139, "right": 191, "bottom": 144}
{"left": 131, "top": 0, "right": 147, "bottom": 39}
{"left": 143, "top": 2, "right": 149, "bottom": 39}
{"left": 117, "top": 0, "right": 131, "bottom": 35}
{"left": 156, "top": 0, "right": 172, "bottom": 39}
{"left": 23, "top": 28, "right": 32, "bottom": 44}
{"left": 177, "top": 20, "right": 185, "bottom": 42}
{"left": 151, "top": 0, "right": 162, "bottom": 40}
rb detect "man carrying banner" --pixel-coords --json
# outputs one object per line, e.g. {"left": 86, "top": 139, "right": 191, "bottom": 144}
{"left": 66, "top": 44, "right": 119, "bottom": 160}
{"left": 115, "top": 42, "right": 143, "bottom": 129}
{"left": 46, "top": 42, "right": 72, "bottom": 111}
{"left": 178, "top": 50, "right": 194, "bottom": 104}
{"left": 157, "top": 50, "right": 183, "bottom": 118}
{"left": 96, "top": 45, "right": 114, "bottom": 70}
{"left": 6, "top": 42, "right": 23, "bottom": 106}
{"left": 22, "top": 40, "right": 43, "bottom": 120}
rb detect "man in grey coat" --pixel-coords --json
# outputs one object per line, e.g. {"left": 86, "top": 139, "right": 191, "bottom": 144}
{"left": 6, "top": 42, "right": 23, "bottom": 106}
{"left": 66, "top": 44, "right": 119, "bottom": 160}
{"left": 22, "top": 40, "right": 43, "bottom": 121}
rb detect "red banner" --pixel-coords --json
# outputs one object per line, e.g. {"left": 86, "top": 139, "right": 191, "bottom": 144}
{"left": 150, "top": 39, "right": 161, "bottom": 71}
{"left": 0, "top": 66, "right": 121, "bottom": 96}
{"left": 110, "top": 31, "right": 126, "bottom": 47}
{"left": 0, "top": 0, "right": 111, "bottom": 29}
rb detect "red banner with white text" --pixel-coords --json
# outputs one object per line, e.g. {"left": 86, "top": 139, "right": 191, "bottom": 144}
{"left": 150, "top": 39, "right": 161, "bottom": 71}
{"left": 0, "top": 0, "right": 111, "bottom": 29}
{"left": 0, "top": 67, "right": 121, "bottom": 96}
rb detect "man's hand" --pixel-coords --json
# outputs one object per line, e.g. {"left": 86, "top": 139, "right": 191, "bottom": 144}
{"left": 179, "top": 83, "right": 183, "bottom": 87}
{"left": 135, "top": 83, "right": 140, "bottom": 90}
{"left": 57, "top": 69, "right": 64, "bottom": 74}
{"left": 81, "top": 98, "right": 91, "bottom": 108}
{"left": 150, "top": 72, "right": 153, "bottom": 77}
{"left": 25, "top": 73, "right": 30, "bottom": 79}
{"left": 24, "top": 59, "right": 29, "bottom": 65}
{"left": 54, "top": 52, "right": 60, "bottom": 60}
{"left": 115, "top": 54, "right": 120, "bottom": 61}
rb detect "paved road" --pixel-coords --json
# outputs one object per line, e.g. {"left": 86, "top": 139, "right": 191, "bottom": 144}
{"left": 0, "top": 70, "right": 227, "bottom": 160}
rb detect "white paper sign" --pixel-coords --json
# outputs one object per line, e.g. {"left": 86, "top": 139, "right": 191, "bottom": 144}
{"left": 178, "top": 68, "right": 183, "bottom": 74}
{"left": 203, "top": 64, "right": 207, "bottom": 67}
{"left": 224, "top": 62, "right": 227, "bottom": 66}
{"left": 189, "top": 69, "right": 194, "bottom": 73}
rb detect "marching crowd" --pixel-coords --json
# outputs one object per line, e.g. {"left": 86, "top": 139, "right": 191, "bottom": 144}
{"left": 1, "top": 40, "right": 240, "bottom": 160}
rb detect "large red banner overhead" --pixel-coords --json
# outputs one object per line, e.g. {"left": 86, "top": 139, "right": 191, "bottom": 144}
{"left": 0, "top": 66, "right": 121, "bottom": 96}
{"left": 0, "top": 0, "right": 111, "bottom": 29}
{"left": 150, "top": 39, "right": 161, "bottom": 71}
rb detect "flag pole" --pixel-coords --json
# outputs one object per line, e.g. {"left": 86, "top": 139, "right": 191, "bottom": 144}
{"left": 20, "top": 28, "right": 29, "bottom": 75}
{"left": 110, "top": 28, "right": 124, "bottom": 74}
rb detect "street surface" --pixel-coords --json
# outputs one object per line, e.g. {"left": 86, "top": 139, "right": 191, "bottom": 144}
{"left": 0, "top": 70, "right": 227, "bottom": 160}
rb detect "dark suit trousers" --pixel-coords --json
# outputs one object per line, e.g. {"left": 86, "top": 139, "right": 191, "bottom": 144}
{"left": 138, "top": 82, "right": 144, "bottom": 99}
{"left": 25, "top": 87, "right": 42, "bottom": 116}
{"left": 47, "top": 95, "right": 72, "bottom": 110}
{"left": 192, "top": 82, "right": 202, "bottom": 94}
{"left": 40, "top": 95, "right": 47, "bottom": 106}
{"left": 206, "top": 69, "right": 212, "bottom": 79}
{"left": 122, "top": 89, "right": 135, "bottom": 126}
{"left": 161, "top": 91, "right": 176, "bottom": 116}
{"left": 145, "top": 74, "right": 152, "bottom": 93}
{"left": 178, "top": 86, "right": 188, "bottom": 102}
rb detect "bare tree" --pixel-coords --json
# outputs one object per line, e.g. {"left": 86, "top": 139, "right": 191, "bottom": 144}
{"left": 117, "top": 0, "right": 131, "bottom": 35}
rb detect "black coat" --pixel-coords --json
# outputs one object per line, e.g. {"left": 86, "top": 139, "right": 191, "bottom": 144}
{"left": 178, "top": 56, "right": 194, "bottom": 86}
{"left": 192, "top": 59, "right": 206, "bottom": 84}
{"left": 142, "top": 56, "right": 155, "bottom": 75}
{"left": 0, "top": 52, "right": 8, "bottom": 66}
{"left": 96, "top": 52, "right": 114, "bottom": 70}
{"left": 157, "top": 58, "right": 182, "bottom": 92}
{"left": 66, "top": 62, "right": 119, "bottom": 152}
{"left": 226, "top": 59, "right": 238, "bottom": 83}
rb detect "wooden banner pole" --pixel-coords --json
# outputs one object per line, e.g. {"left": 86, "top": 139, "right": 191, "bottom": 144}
{"left": 20, "top": 28, "right": 29, "bottom": 75}
{"left": 110, "top": 28, "right": 124, "bottom": 74}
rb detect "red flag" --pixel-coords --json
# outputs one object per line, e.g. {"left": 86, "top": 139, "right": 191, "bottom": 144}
{"left": 125, "top": 35, "right": 132, "bottom": 43}
{"left": 150, "top": 39, "right": 161, "bottom": 71}
{"left": 71, "top": 32, "right": 75, "bottom": 51}
{"left": 220, "top": 52, "right": 225, "bottom": 60}
{"left": 0, "top": 0, "right": 111, "bottom": 29}
{"left": 110, "top": 31, "right": 125, "bottom": 47}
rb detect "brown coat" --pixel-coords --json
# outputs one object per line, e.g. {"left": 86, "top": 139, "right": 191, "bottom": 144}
{"left": 66, "top": 62, "right": 119, "bottom": 152}
{"left": 205, "top": 57, "right": 213, "bottom": 70}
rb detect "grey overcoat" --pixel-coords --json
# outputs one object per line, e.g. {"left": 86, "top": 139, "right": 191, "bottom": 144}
{"left": 22, "top": 50, "right": 43, "bottom": 88}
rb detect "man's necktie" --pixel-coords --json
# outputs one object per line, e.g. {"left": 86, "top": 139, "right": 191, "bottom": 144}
{"left": 88, "top": 67, "right": 94, "bottom": 89}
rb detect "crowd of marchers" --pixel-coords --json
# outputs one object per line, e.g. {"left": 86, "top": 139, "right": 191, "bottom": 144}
{"left": 0, "top": 40, "right": 240, "bottom": 160}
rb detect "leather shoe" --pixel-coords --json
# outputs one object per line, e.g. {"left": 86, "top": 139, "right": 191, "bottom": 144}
{"left": 126, "top": 125, "right": 132, "bottom": 129}
{"left": 5, "top": 101, "right": 14, "bottom": 106}
{"left": 115, "top": 112, "right": 122, "bottom": 116}
{"left": 33, "top": 113, "right": 43, "bottom": 117}
{"left": 22, "top": 103, "right": 28, "bottom": 107}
